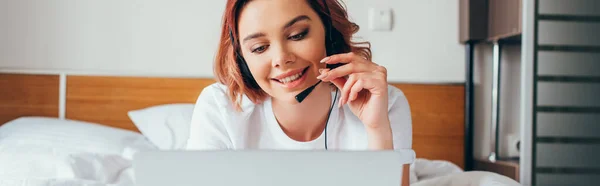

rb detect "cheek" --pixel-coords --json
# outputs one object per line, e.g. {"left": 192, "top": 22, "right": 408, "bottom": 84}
{"left": 290, "top": 37, "right": 327, "bottom": 64}
{"left": 245, "top": 58, "right": 272, "bottom": 84}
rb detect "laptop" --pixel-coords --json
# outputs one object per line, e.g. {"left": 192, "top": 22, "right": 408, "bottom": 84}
{"left": 133, "top": 150, "right": 415, "bottom": 186}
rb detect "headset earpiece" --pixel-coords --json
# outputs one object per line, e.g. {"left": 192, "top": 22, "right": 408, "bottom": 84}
{"left": 322, "top": 2, "right": 345, "bottom": 70}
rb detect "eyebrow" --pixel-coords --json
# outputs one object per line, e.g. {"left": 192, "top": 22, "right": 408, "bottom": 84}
{"left": 242, "top": 15, "right": 311, "bottom": 43}
{"left": 283, "top": 15, "right": 311, "bottom": 30}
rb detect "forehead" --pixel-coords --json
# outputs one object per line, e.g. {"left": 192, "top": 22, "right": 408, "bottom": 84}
{"left": 237, "top": 0, "right": 319, "bottom": 34}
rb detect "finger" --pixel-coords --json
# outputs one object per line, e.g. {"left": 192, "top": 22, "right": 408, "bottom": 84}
{"left": 329, "top": 76, "right": 346, "bottom": 92}
{"left": 319, "top": 52, "right": 356, "bottom": 64}
{"left": 316, "top": 68, "right": 330, "bottom": 79}
{"left": 321, "top": 62, "right": 372, "bottom": 82}
{"left": 354, "top": 72, "right": 388, "bottom": 97}
{"left": 375, "top": 65, "right": 387, "bottom": 76}
{"left": 340, "top": 75, "right": 358, "bottom": 106}
{"left": 349, "top": 79, "right": 365, "bottom": 103}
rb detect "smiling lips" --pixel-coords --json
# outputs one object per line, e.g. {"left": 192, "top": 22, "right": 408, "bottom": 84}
{"left": 280, "top": 72, "right": 303, "bottom": 83}
{"left": 271, "top": 66, "right": 310, "bottom": 88}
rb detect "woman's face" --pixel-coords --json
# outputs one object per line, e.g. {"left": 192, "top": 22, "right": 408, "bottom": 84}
{"left": 237, "top": 0, "right": 327, "bottom": 104}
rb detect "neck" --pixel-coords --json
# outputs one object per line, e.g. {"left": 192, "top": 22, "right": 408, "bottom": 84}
{"left": 272, "top": 83, "right": 333, "bottom": 142}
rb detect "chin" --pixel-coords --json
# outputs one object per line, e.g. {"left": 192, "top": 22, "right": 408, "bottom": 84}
{"left": 266, "top": 86, "right": 314, "bottom": 105}
{"left": 272, "top": 90, "right": 301, "bottom": 104}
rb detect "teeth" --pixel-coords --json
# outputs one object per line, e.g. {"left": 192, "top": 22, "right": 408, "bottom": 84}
{"left": 279, "top": 72, "right": 303, "bottom": 84}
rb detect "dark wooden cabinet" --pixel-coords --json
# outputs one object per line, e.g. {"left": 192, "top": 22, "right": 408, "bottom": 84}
{"left": 459, "top": 0, "right": 523, "bottom": 175}
{"left": 488, "top": 0, "right": 522, "bottom": 41}
{"left": 459, "top": 0, "right": 522, "bottom": 42}
{"left": 459, "top": 0, "right": 489, "bottom": 43}
{"left": 474, "top": 159, "right": 520, "bottom": 182}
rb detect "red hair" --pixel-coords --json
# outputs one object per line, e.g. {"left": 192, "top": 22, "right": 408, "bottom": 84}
{"left": 214, "top": 0, "right": 371, "bottom": 111}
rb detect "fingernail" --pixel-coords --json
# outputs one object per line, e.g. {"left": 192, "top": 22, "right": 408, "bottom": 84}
{"left": 317, "top": 73, "right": 325, "bottom": 79}
{"left": 320, "top": 57, "right": 330, "bottom": 63}
{"left": 317, "top": 69, "right": 329, "bottom": 79}
{"left": 318, "top": 74, "right": 328, "bottom": 80}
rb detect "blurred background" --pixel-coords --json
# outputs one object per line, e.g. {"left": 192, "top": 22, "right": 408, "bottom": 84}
{"left": 0, "top": 0, "right": 599, "bottom": 186}
{"left": 0, "top": 0, "right": 464, "bottom": 82}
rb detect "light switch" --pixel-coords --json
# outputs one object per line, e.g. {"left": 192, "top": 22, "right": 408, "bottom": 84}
{"left": 368, "top": 8, "right": 392, "bottom": 31}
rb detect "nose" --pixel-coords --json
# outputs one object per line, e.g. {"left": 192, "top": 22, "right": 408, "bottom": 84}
{"left": 271, "top": 44, "right": 296, "bottom": 68}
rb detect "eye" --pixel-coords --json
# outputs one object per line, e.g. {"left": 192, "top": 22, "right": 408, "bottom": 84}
{"left": 288, "top": 29, "right": 309, "bottom": 41}
{"left": 251, "top": 45, "right": 269, "bottom": 54}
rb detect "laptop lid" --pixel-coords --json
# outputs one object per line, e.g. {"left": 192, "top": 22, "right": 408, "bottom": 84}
{"left": 133, "top": 150, "right": 415, "bottom": 186}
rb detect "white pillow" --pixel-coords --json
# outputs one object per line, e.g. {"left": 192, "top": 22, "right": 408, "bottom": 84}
{"left": 0, "top": 116, "right": 155, "bottom": 180}
{"left": 127, "top": 103, "right": 194, "bottom": 150}
{"left": 0, "top": 117, "right": 151, "bottom": 155}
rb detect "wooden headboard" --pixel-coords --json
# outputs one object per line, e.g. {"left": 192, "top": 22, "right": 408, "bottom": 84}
{"left": 392, "top": 84, "right": 465, "bottom": 168}
{"left": 0, "top": 73, "right": 465, "bottom": 168}
{"left": 0, "top": 73, "right": 59, "bottom": 124}
{"left": 66, "top": 75, "right": 214, "bottom": 132}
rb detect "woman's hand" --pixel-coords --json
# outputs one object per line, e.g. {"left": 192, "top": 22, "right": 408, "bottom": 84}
{"left": 317, "top": 52, "right": 393, "bottom": 149}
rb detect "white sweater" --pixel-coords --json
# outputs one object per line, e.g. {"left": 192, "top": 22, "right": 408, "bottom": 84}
{"left": 185, "top": 83, "right": 412, "bottom": 151}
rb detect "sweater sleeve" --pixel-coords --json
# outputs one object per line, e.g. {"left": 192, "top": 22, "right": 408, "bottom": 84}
{"left": 185, "top": 84, "right": 232, "bottom": 150}
{"left": 387, "top": 85, "right": 413, "bottom": 150}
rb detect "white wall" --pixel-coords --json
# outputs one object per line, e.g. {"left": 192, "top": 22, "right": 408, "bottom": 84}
{"left": 344, "top": 0, "right": 464, "bottom": 83}
{"left": 0, "top": 0, "right": 465, "bottom": 83}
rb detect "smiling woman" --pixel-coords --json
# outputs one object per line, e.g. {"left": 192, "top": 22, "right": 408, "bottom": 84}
{"left": 186, "top": 0, "right": 412, "bottom": 185}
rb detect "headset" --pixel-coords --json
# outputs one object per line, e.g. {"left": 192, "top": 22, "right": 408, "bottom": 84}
{"left": 229, "top": 0, "right": 343, "bottom": 150}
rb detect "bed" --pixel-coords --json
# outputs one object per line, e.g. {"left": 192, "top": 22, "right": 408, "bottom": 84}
{"left": 0, "top": 73, "right": 520, "bottom": 186}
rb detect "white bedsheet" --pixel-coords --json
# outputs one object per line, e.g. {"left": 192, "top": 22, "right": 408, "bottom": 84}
{"left": 412, "top": 171, "right": 521, "bottom": 186}
{"left": 0, "top": 151, "right": 138, "bottom": 186}
{"left": 0, "top": 156, "right": 521, "bottom": 186}
{"left": 408, "top": 159, "right": 520, "bottom": 186}
{"left": 0, "top": 117, "right": 520, "bottom": 186}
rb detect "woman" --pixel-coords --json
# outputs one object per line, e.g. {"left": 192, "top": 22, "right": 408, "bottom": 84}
{"left": 186, "top": 0, "right": 412, "bottom": 184}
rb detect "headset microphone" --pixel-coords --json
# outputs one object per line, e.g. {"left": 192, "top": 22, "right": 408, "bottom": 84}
{"left": 295, "top": 80, "right": 320, "bottom": 103}
{"left": 294, "top": 61, "right": 344, "bottom": 103}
